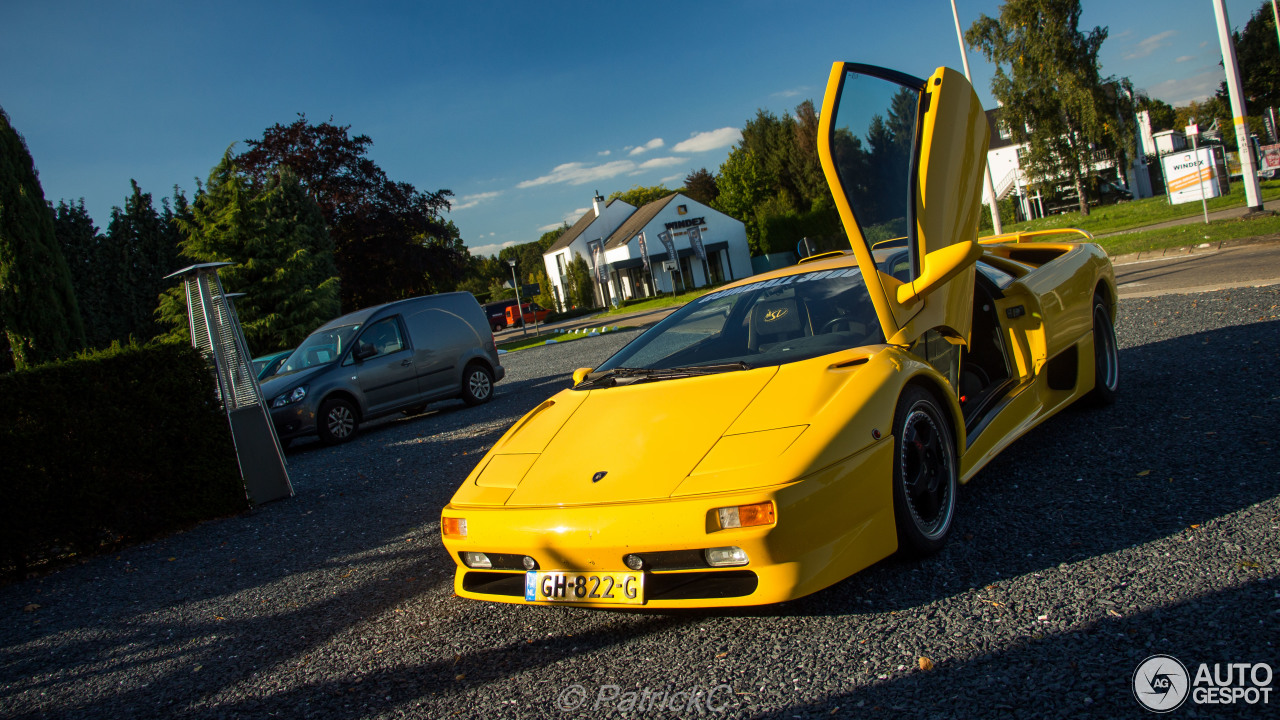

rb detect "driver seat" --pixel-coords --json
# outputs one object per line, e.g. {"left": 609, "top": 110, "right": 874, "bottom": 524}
{"left": 749, "top": 297, "right": 806, "bottom": 350}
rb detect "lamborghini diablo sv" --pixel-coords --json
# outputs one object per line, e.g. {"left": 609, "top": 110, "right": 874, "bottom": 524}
{"left": 440, "top": 63, "right": 1119, "bottom": 608}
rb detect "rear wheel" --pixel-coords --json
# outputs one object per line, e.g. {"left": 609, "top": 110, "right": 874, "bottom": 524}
{"left": 461, "top": 363, "right": 493, "bottom": 406}
{"left": 891, "top": 386, "right": 958, "bottom": 557}
{"left": 1088, "top": 296, "right": 1119, "bottom": 406}
{"left": 317, "top": 398, "right": 359, "bottom": 445}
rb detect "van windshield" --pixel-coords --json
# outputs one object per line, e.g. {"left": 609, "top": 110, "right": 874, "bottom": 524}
{"left": 277, "top": 324, "right": 361, "bottom": 374}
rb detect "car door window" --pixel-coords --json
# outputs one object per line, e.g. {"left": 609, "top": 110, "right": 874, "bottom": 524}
{"left": 828, "top": 67, "right": 923, "bottom": 261}
{"left": 358, "top": 317, "right": 406, "bottom": 358}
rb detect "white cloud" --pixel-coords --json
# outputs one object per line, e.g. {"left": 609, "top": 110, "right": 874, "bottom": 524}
{"left": 1176, "top": 55, "right": 1195, "bottom": 63}
{"left": 1126, "top": 30, "right": 1177, "bottom": 60}
{"left": 598, "top": 150, "right": 611, "bottom": 156}
{"left": 451, "top": 191, "right": 501, "bottom": 211}
{"left": 1144, "top": 69, "right": 1221, "bottom": 106}
{"left": 628, "top": 138, "right": 665, "bottom": 156}
{"left": 771, "top": 87, "right": 810, "bottom": 99}
{"left": 517, "top": 160, "right": 637, "bottom": 188}
{"left": 468, "top": 240, "right": 517, "bottom": 257}
{"left": 672, "top": 127, "right": 741, "bottom": 153}
{"left": 638, "top": 156, "right": 685, "bottom": 170}
{"left": 661, "top": 173, "right": 684, "bottom": 185}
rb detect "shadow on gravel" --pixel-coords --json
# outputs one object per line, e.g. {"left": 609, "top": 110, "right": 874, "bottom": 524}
{"left": 748, "top": 576, "right": 1280, "bottom": 720}
{"left": 741, "top": 319, "right": 1280, "bottom": 619}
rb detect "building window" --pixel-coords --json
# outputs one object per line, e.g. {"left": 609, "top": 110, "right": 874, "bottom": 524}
{"left": 998, "top": 121, "right": 1011, "bottom": 140}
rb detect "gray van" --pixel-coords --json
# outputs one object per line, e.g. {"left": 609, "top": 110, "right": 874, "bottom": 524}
{"left": 260, "top": 292, "right": 504, "bottom": 445}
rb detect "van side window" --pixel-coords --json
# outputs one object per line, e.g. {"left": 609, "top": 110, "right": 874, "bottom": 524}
{"left": 358, "top": 317, "right": 406, "bottom": 357}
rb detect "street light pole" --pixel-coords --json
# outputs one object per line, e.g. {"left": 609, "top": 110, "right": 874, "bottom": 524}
{"left": 507, "top": 259, "right": 526, "bottom": 338}
{"left": 952, "top": 0, "right": 1002, "bottom": 235}
{"left": 1214, "top": 0, "right": 1264, "bottom": 212}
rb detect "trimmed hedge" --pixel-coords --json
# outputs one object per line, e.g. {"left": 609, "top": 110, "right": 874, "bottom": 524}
{"left": 1, "top": 340, "right": 246, "bottom": 576}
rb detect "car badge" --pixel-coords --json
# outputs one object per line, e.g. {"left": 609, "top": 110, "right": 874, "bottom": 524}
{"left": 592, "top": 471, "right": 608, "bottom": 483}
{"left": 765, "top": 308, "right": 788, "bottom": 322}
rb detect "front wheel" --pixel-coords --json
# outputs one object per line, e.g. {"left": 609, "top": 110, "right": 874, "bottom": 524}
{"left": 461, "top": 364, "right": 493, "bottom": 406}
{"left": 1088, "top": 297, "right": 1119, "bottom": 406}
{"left": 891, "top": 386, "right": 958, "bottom": 557}
{"left": 317, "top": 398, "right": 359, "bottom": 445}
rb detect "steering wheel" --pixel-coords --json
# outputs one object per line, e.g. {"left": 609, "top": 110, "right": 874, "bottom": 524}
{"left": 821, "top": 317, "right": 850, "bottom": 334}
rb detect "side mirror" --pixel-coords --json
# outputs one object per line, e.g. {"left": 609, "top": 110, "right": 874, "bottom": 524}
{"left": 354, "top": 342, "right": 377, "bottom": 361}
{"left": 572, "top": 367, "right": 594, "bottom": 387}
{"left": 896, "top": 241, "right": 982, "bottom": 306}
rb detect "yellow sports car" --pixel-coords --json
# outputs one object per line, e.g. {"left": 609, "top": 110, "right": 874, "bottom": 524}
{"left": 440, "top": 63, "right": 1118, "bottom": 608}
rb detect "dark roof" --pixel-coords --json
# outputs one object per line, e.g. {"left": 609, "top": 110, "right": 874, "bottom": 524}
{"left": 544, "top": 198, "right": 632, "bottom": 255}
{"left": 603, "top": 193, "right": 680, "bottom": 250}
{"left": 985, "top": 108, "right": 1015, "bottom": 151}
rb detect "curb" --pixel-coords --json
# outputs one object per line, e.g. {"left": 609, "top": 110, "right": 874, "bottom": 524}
{"left": 1109, "top": 233, "right": 1280, "bottom": 266}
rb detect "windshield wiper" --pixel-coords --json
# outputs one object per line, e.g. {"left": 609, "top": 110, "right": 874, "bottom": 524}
{"left": 576, "top": 362, "right": 750, "bottom": 389}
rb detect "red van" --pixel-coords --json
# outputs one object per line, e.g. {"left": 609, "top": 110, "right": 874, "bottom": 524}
{"left": 504, "top": 302, "right": 551, "bottom": 328}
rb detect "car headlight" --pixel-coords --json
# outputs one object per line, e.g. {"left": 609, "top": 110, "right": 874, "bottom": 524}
{"left": 271, "top": 386, "right": 308, "bottom": 408}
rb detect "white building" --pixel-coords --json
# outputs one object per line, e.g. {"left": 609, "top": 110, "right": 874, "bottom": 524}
{"left": 982, "top": 108, "right": 1148, "bottom": 219}
{"left": 544, "top": 193, "right": 751, "bottom": 308}
{"left": 541, "top": 194, "right": 635, "bottom": 311}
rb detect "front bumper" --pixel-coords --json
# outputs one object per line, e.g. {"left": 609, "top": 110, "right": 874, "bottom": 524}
{"left": 268, "top": 401, "right": 318, "bottom": 440}
{"left": 441, "top": 439, "right": 897, "bottom": 608}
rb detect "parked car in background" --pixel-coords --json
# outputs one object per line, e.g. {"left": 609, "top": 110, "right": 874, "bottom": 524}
{"left": 504, "top": 302, "right": 551, "bottom": 328}
{"left": 252, "top": 350, "right": 293, "bottom": 381}
{"left": 1045, "top": 179, "right": 1133, "bottom": 215}
{"left": 482, "top": 299, "right": 519, "bottom": 333}
{"left": 261, "top": 292, "right": 504, "bottom": 445}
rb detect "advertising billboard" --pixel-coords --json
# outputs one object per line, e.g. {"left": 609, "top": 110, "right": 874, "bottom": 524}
{"left": 1162, "top": 149, "right": 1220, "bottom": 205}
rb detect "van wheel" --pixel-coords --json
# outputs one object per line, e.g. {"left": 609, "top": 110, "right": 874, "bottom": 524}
{"left": 318, "top": 398, "right": 359, "bottom": 445}
{"left": 461, "top": 364, "right": 493, "bottom": 406}
{"left": 492, "top": 322, "right": 504, "bottom": 333}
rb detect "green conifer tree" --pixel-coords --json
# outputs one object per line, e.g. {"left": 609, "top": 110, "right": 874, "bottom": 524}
{"left": 157, "top": 151, "right": 340, "bottom": 354}
{"left": 0, "top": 107, "right": 85, "bottom": 368}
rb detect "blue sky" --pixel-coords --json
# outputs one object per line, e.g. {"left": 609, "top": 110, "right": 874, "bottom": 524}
{"left": 0, "top": 0, "right": 1268, "bottom": 257}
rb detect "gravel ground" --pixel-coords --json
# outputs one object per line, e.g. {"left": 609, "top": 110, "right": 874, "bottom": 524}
{"left": 1, "top": 288, "right": 1277, "bottom": 720}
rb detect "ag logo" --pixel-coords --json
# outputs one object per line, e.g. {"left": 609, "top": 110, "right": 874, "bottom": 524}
{"left": 591, "top": 471, "right": 608, "bottom": 483}
{"left": 1134, "top": 654, "right": 1190, "bottom": 712}
{"left": 764, "top": 307, "right": 789, "bottom": 322}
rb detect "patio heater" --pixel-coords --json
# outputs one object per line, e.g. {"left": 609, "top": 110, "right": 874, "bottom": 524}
{"left": 165, "top": 263, "right": 293, "bottom": 504}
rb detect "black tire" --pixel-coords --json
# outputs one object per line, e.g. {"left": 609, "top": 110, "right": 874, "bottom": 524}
{"left": 492, "top": 322, "right": 504, "bottom": 333}
{"left": 317, "top": 398, "right": 359, "bottom": 445}
{"left": 461, "top": 363, "right": 494, "bottom": 406}
{"left": 891, "top": 385, "right": 958, "bottom": 557}
{"left": 1088, "top": 296, "right": 1119, "bottom": 406}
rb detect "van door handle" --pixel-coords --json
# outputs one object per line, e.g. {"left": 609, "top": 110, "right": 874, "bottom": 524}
{"left": 401, "top": 359, "right": 412, "bottom": 366}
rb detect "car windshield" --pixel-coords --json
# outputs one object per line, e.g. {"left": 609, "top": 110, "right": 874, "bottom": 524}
{"left": 276, "top": 323, "right": 361, "bottom": 375}
{"left": 590, "top": 264, "right": 884, "bottom": 383}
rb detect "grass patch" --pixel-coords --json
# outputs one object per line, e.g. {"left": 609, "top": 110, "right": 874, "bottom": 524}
{"left": 985, "top": 180, "right": 1280, "bottom": 238}
{"left": 1091, "top": 214, "right": 1280, "bottom": 256}
{"left": 602, "top": 285, "right": 720, "bottom": 316}
{"left": 497, "top": 327, "right": 623, "bottom": 353}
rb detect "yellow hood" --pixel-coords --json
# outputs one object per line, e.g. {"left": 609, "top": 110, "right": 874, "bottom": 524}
{"left": 481, "top": 367, "right": 778, "bottom": 507}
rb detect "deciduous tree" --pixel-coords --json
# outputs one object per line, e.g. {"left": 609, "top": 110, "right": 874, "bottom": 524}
{"left": 607, "top": 184, "right": 673, "bottom": 208}
{"left": 236, "top": 115, "right": 461, "bottom": 309}
{"left": 967, "top": 0, "right": 1134, "bottom": 214}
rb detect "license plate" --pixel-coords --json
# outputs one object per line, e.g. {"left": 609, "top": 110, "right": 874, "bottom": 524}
{"left": 524, "top": 571, "right": 644, "bottom": 604}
